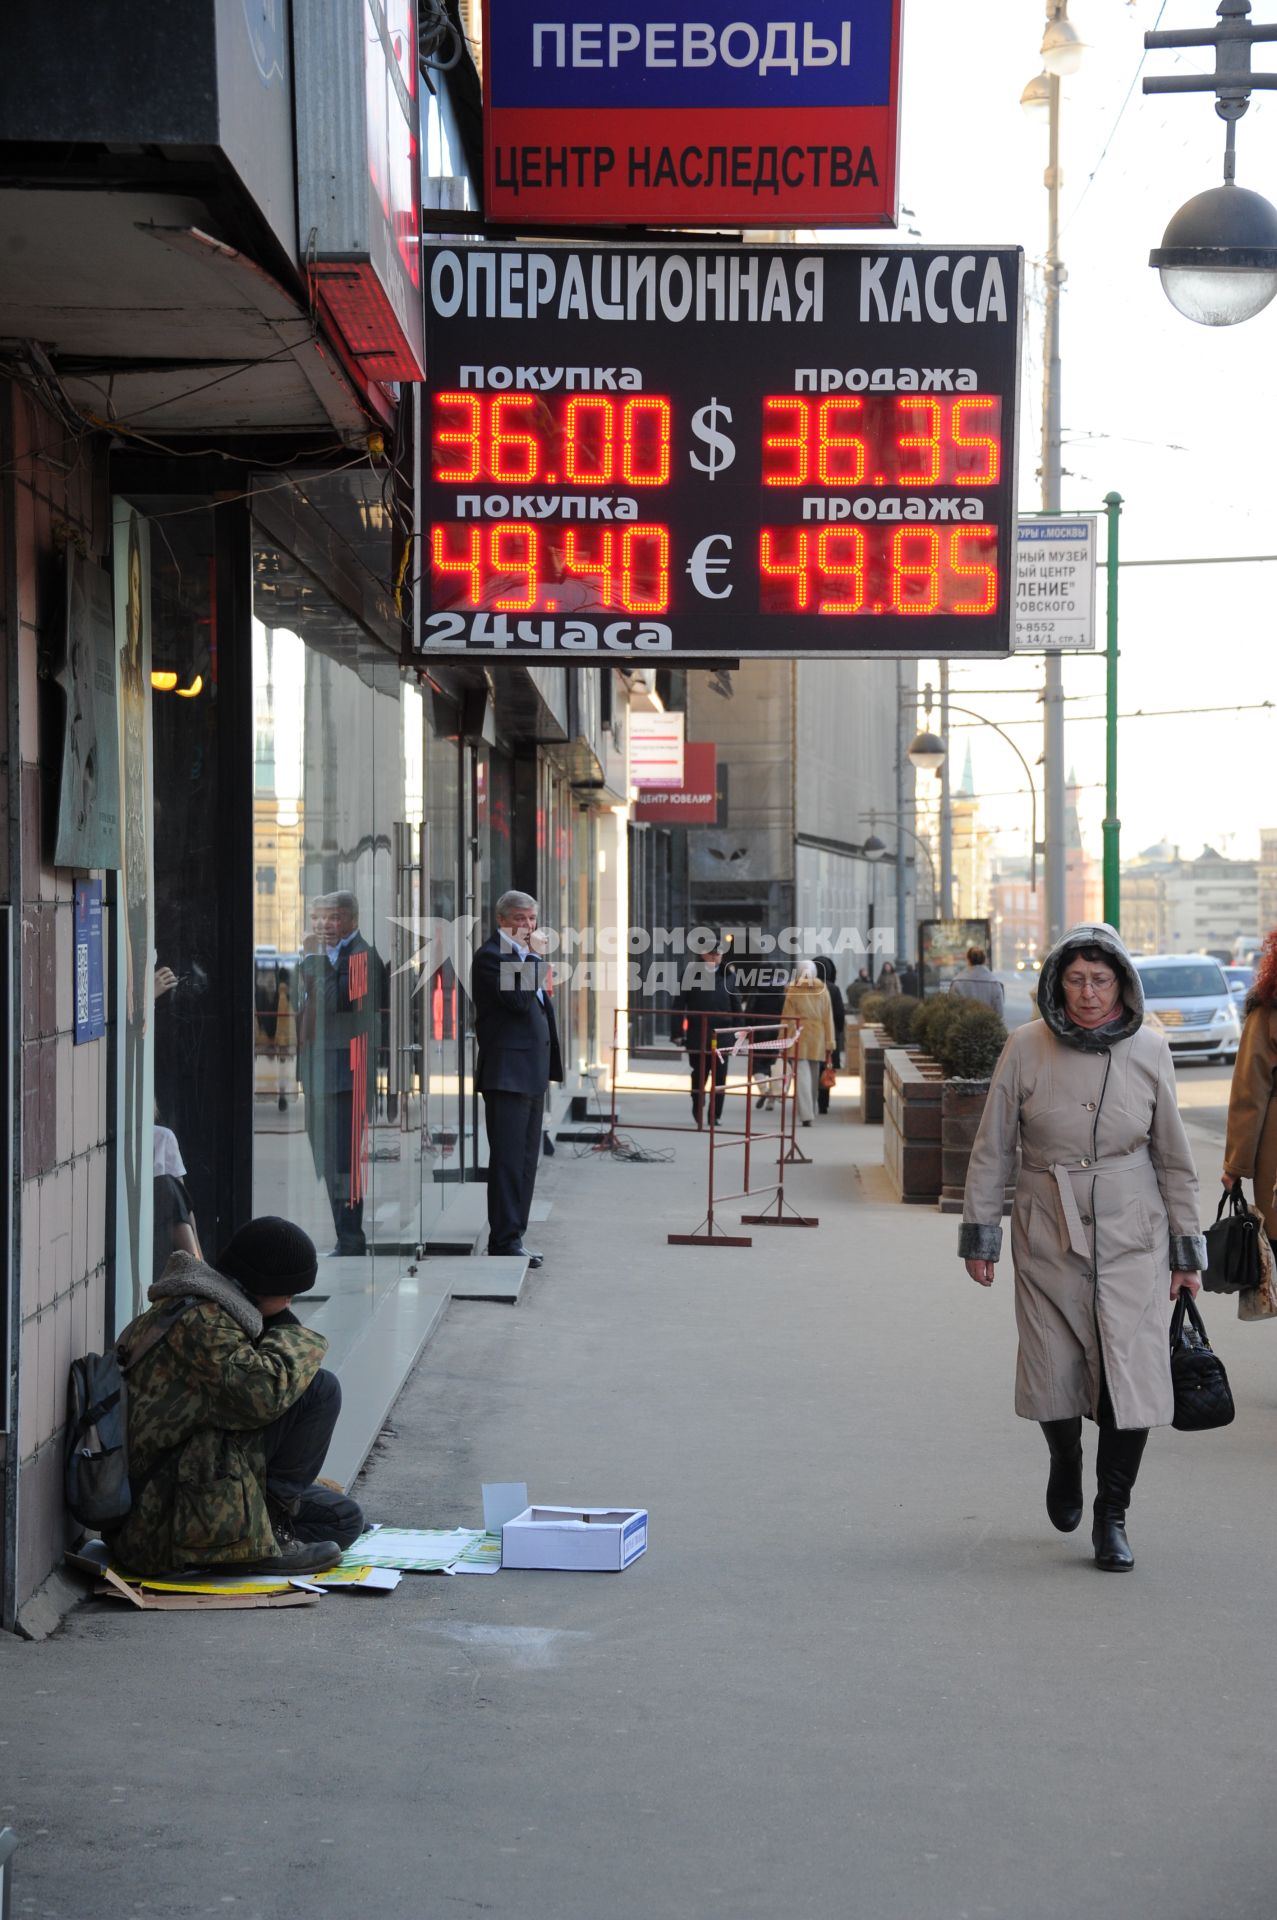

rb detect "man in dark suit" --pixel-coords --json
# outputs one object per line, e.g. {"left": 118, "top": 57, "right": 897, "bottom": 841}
{"left": 472, "top": 889, "right": 563, "bottom": 1268}
{"left": 672, "top": 937, "right": 741, "bottom": 1126}
{"left": 296, "top": 890, "right": 387, "bottom": 1257}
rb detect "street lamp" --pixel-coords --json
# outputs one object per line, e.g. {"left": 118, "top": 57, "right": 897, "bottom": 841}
{"left": 1144, "top": 0, "right": 1277, "bottom": 326}
{"left": 862, "top": 814, "right": 937, "bottom": 918}
{"left": 1022, "top": 0, "right": 1074, "bottom": 946}
{"left": 905, "top": 686, "right": 1041, "bottom": 894}
{"left": 1041, "top": 1, "right": 1087, "bottom": 77}
{"left": 907, "top": 725, "right": 946, "bottom": 774}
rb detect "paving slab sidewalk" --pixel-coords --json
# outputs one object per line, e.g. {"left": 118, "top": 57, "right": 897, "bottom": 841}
{"left": 2, "top": 1076, "right": 1276, "bottom": 1920}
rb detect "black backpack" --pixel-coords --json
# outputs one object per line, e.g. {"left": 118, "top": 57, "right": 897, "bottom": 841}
{"left": 64, "top": 1299, "right": 193, "bottom": 1532}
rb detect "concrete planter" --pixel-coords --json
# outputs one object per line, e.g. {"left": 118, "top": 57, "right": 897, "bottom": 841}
{"left": 858, "top": 1026, "right": 886, "bottom": 1124}
{"left": 938, "top": 1078, "right": 1016, "bottom": 1217}
{"left": 844, "top": 1015, "right": 864, "bottom": 1076}
{"left": 884, "top": 1049, "right": 944, "bottom": 1203}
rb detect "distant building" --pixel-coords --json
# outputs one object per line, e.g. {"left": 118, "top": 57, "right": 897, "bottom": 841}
{"left": 1162, "top": 845, "right": 1258, "bottom": 959}
{"left": 949, "top": 743, "right": 996, "bottom": 922}
{"left": 1121, "top": 841, "right": 1258, "bottom": 958}
{"left": 1064, "top": 770, "right": 1103, "bottom": 929}
{"left": 990, "top": 859, "right": 1043, "bottom": 970}
{"left": 1260, "top": 828, "right": 1277, "bottom": 940}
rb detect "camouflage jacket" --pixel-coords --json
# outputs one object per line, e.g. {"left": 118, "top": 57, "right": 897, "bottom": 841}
{"left": 106, "top": 1252, "right": 328, "bottom": 1575}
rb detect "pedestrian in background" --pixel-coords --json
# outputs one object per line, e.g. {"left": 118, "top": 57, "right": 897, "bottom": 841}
{"left": 876, "top": 961, "right": 901, "bottom": 998}
{"left": 473, "top": 889, "right": 563, "bottom": 1268}
{"left": 949, "top": 945, "right": 1006, "bottom": 1017}
{"left": 673, "top": 936, "right": 741, "bottom": 1127}
{"left": 1222, "top": 927, "right": 1277, "bottom": 1235}
{"left": 782, "top": 959, "right": 835, "bottom": 1127}
{"left": 813, "top": 956, "right": 845, "bottom": 1114}
{"left": 960, "top": 923, "right": 1206, "bottom": 1572}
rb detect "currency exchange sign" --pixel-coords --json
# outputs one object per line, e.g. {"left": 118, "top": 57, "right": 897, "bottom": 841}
{"left": 483, "top": 2, "right": 902, "bottom": 229}
{"left": 413, "top": 243, "right": 1024, "bottom": 663}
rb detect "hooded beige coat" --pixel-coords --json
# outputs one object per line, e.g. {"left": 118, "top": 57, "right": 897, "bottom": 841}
{"left": 781, "top": 975, "right": 836, "bottom": 1061}
{"left": 959, "top": 924, "right": 1206, "bottom": 1431}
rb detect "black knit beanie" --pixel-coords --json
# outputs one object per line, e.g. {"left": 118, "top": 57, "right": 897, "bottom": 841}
{"left": 216, "top": 1216, "right": 318, "bottom": 1297}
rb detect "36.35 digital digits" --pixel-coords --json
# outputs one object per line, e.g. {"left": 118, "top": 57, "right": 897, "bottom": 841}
{"left": 759, "top": 526, "right": 999, "bottom": 616}
{"left": 432, "top": 521, "right": 671, "bottom": 614}
{"left": 762, "top": 394, "right": 1001, "bottom": 489}
{"left": 432, "top": 393, "right": 673, "bottom": 487}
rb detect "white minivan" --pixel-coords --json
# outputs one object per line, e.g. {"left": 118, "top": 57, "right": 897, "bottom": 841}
{"left": 1132, "top": 953, "right": 1241, "bottom": 1064}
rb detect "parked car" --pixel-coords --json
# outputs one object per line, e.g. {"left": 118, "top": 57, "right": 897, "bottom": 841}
{"left": 1132, "top": 954, "right": 1241, "bottom": 1064}
{"left": 1222, "top": 965, "right": 1255, "bottom": 1000}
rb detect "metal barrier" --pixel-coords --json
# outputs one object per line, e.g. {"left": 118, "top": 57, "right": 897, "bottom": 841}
{"left": 606, "top": 1009, "right": 820, "bottom": 1247}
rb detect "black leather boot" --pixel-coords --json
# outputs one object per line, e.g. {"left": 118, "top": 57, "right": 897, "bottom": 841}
{"left": 1092, "top": 1425, "right": 1149, "bottom": 1571}
{"left": 1040, "top": 1417, "right": 1084, "bottom": 1532}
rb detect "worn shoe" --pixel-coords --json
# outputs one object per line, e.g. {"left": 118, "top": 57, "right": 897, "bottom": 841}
{"left": 237, "top": 1537, "right": 343, "bottom": 1577}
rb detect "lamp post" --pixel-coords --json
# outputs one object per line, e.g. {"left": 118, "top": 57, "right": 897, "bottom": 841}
{"left": 863, "top": 813, "right": 937, "bottom": 920}
{"left": 906, "top": 691, "right": 1041, "bottom": 894}
{"left": 1144, "top": 0, "right": 1277, "bottom": 325}
{"left": 1030, "top": 0, "right": 1081, "bottom": 948}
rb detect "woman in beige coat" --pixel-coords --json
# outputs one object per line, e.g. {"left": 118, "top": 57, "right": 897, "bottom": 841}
{"left": 781, "top": 961, "right": 836, "bottom": 1127}
{"left": 960, "top": 924, "right": 1206, "bottom": 1572}
{"left": 1222, "top": 932, "right": 1277, "bottom": 1234}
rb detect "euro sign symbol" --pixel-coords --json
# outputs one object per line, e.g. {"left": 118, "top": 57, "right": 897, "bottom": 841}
{"left": 687, "top": 535, "right": 733, "bottom": 600}
{"left": 690, "top": 400, "right": 736, "bottom": 479}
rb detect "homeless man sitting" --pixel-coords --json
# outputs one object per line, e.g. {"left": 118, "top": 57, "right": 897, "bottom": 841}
{"left": 105, "top": 1217, "right": 363, "bottom": 1578}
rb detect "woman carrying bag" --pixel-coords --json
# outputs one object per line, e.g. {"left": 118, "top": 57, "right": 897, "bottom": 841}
{"left": 959, "top": 924, "right": 1207, "bottom": 1572}
{"left": 781, "top": 960, "right": 836, "bottom": 1128}
{"left": 1222, "top": 930, "right": 1277, "bottom": 1233}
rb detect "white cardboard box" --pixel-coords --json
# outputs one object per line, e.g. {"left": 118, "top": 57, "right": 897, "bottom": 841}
{"left": 501, "top": 1506, "right": 648, "bottom": 1572}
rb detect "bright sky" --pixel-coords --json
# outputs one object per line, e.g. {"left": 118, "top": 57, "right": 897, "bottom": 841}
{"left": 887, "top": 0, "right": 1277, "bottom": 867}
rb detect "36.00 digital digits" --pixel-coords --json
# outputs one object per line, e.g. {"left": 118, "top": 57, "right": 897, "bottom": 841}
{"left": 433, "top": 393, "right": 673, "bottom": 487}
{"left": 759, "top": 525, "right": 999, "bottom": 617}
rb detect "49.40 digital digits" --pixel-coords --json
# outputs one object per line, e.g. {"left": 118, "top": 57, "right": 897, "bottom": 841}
{"left": 432, "top": 521, "right": 671, "bottom": 614}
{"left": 759, "top": 525, "right": 999, "bottom": 617}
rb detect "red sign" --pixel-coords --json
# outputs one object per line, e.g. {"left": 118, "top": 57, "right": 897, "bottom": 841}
{"left": 633, "top": 743, "right": 718, "bottom": 824}
{"left": 483, "top": 2, "right": 902, "bottom": 229}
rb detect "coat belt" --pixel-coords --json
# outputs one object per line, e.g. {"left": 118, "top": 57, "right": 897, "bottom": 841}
{"left": 1021, "top": 1147, "right": 1152, "bottom": 1259}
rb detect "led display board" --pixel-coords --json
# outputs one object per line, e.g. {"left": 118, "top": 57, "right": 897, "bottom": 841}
{"left": 483, "top": 0, "right": 902, "bottom": 228}
{"left": 412, "top": 244, "right": 1023, "bottom": 663}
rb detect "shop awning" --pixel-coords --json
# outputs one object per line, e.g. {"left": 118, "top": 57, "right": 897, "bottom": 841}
{"left": 0, "top": 189, "right": 368, "bottom": 438}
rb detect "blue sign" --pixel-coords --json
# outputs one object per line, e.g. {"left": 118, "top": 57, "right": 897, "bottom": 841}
{"left": 484, "top": 0, "right": 902, "bottom": 228}
{"left": 74, "top": 879, "right": 106, "bottom": 1044}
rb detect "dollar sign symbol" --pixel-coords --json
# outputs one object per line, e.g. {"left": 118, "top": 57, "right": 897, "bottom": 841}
{"left": 690, "top": 400, "right": 737, "bottom": 480}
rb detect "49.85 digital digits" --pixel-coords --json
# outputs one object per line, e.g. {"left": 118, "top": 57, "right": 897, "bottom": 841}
{"left": 759, "top": 526, "right": 999, "bottom": 617}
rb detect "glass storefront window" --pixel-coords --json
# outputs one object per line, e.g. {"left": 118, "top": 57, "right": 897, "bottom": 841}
{"left": 251, "top": 531, "right": 418, "bottom": 1314}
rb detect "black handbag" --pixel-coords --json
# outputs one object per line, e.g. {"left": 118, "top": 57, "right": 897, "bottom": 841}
{"left": 1202, "top": 1186, "right": 1265, "bottom": 1293}
{"left": 1170, "top": 1294, "right": 1235, "bottom": 1431}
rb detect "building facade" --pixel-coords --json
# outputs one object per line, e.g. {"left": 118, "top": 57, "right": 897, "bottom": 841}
{"left": 0, "top": 4, "right": 640, "bottom": 1628}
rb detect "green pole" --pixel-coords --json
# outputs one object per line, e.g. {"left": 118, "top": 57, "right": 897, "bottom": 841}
{"left": 1102, "top": 491, "right": 1123, "bottom": 927}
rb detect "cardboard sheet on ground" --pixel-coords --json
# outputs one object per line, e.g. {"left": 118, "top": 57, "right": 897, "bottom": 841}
{"left": 94, "top": 1566, "right": 317, "bottom": 1611}
{"left": 68, "top": 1541, "right": 396, "bottom": 1606}
{"left": 340, "top": 1527, "right": 501, "bottom": 1573}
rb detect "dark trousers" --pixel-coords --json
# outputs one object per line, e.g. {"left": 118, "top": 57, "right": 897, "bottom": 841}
{"left": 484, "top": 1089, "right": 542, "bottom": 1254}
{"left": 319, "top": 1089, "right": 364, "bottom": 1251}
{"left": 689, "top": 1048, "right": 728, "bottom": 1124}
{"left": 817, "top": 1048, "right": 840, "bottom": 1114}
{"left": 259, "top": 1367, "right": 364, "bottom": 1548}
